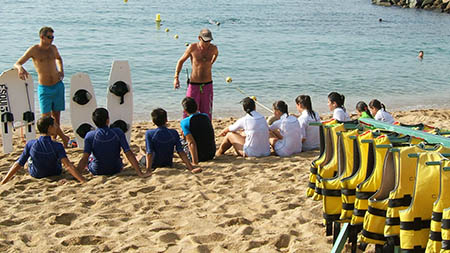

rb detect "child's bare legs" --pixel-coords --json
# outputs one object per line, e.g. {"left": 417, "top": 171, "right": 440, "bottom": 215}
{"left": 216, "top": 132, "right": 245, "bottom": 156}
{"left": 269, "top": 131, "right": 279, "bottom": 148}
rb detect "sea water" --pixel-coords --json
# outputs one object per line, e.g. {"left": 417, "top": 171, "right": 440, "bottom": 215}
{"left": 1, "top": 0, "right": 449, "bottom": 123}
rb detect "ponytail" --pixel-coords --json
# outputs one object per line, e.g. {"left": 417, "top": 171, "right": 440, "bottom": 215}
{"left": 273, "top": 100, "right": 288, "bottom": 115}
{"left": 356, "top": 101, "right": 373, "bottom": 118}
{"left": 328, "top": 92, "right": 346, "bottom": 112}
{"left": 241, "top": 97, "right": 256, "bottom": 117}
{"left": 369, "top": 99, "right": 386, "bottom": 111}
{"left": 295, "top": 95, "right": 318, "bottom": 121}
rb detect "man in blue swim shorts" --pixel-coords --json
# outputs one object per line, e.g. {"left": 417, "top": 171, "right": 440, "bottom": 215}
{"left": 14, "top": 26, "right": 70, "bottom": 146}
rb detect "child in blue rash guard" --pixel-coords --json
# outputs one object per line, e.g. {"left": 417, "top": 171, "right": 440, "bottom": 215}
{"left": 1, "top": 116, "right": 86, "bottom": 184}
{"left": 76, "top": 108, "right": 150, "bottom": 177}
{"left": 144, "top": 108, "right": 201, "bottom": 173}
{"left": 180, "top": 97, "right": 215, "bottom": 164}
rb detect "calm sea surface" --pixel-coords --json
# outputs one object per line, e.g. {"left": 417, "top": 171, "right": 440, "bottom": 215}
{"left": 1, "top": 0, "right": 450, "bottom": 123}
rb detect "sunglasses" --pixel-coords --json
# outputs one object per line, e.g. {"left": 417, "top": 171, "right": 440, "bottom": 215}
{"left": 200, "top": 37, "right": 211, "bottom": 43}
{"left": 45, "top": 35, "right": 54, "bottom": 39}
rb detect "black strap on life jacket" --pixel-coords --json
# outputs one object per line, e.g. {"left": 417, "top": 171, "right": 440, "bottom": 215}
{"left": 432, "top": 212, "right": 443, "bottom": 222}
{"left": 361, "top": 229, "right": 386, "bottom": 242}
{"left": 109, "top": 81, "right": 129, "bottom": 104}
{"left": 73, "top": 89, "right": 91, "bottom": 105}
{"left": 341, "top": 188, "right": 356, "bottom": 196}
{"left": 429, "top": 231, "right": 442, "bottom": 242}
{"left": 368, "top": 206, "right": 387, "bottom": 217}
{"left": 310, "top": 166, "right": 318, "bottom": 174}
{"left": 386, "top": 217, "right": 400, "bottom": 225}
{"left": 342, "top": 203, "right": 354, "bottom": 211}
{"left": 400, "top": 218, "right": 431, "bottom": 231}
{"left": 110, "top": 120, "right": 128, "bottom": 134}
{"left": 388, "top": 195, "right": 412, "bottom": 208}
{"left": 356, "top": 191, "right": 376, "bottom": 200}
{"left": 76, "top": 123, "right": 94, "bottom": 138}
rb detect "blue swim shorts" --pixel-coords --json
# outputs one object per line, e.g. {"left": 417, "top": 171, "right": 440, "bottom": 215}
{"left": 37, "top": 80, "right": 65, "bottom": 114}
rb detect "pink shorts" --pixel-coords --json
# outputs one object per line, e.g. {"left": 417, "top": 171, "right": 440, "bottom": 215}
{"left": 184, "top": 81, "right": 213, "bottom": 119}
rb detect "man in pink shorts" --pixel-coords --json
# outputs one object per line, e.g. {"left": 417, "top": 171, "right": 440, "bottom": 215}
{"left": 173, "top": 28, "right": 219, "bottom": 119}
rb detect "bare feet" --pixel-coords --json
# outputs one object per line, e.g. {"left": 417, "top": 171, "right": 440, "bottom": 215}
{"left": 190, "top": 167, "right": 202, "bottom": 173}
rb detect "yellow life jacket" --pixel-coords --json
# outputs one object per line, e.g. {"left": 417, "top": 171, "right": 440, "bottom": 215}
{"left": 385, "top": 146, "right": 450, "bottom": 246}
{"left": 351, "top": 135, "right": 391, "bottom": 226}
{"left": 313, "top": 123, "right": 346, "bottom": 201}
{"left": 426, "top": 159, "right": 450, "bottom": 253}
{"left": 340, "top": 130, "right": 375, "bottom": 221}
{"left": 399, "top": 152, "right": 443, "bottom": 251}
{"left": 441, "top": 206, "right": 450, "bottom": 253}
{"left": 360, "top": 137, "right": 396, "bottom": 245}
{"left": 306, "top": 119, "right": 337, "bottom": 198}
{"left": 321, "top": 129, "right": 359, "bottom": 223}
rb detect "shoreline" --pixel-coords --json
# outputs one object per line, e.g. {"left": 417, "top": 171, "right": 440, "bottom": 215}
{"left": 0, "top": 108, "right": 449, "bottom": 252}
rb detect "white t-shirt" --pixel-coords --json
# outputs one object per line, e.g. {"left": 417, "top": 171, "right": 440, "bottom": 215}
{"left": 374, "top": 109, "right": 395, "bottom": 124}
{"left": 298, "top": 110, "right": 320, "bottom": 151}
{"left": 270, "top": 113, "right": 303, "bottom": 156}
{"left": 229, "top": 111, "right": 270, "bottom": 157}
{"left": 333, "top": 107, "right": 351, "bottom": 122}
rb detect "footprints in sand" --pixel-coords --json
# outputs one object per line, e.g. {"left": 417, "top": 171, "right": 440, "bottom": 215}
{"left": 61, "top": 235, "right": 106, "bottom": 246}
{"left": 128, "top": 186, "right": 155, "bottom": 197}
{"left": 50, "top": 213, "right": 77, "bottom": 226}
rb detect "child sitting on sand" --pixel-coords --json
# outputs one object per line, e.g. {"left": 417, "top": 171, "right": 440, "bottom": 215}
{"left": 295, "top": 95, "right": 321, "bottom": 151}
{"left": 328, "top": 92, "right": 351, "bottom": 121}
{"left": 369, "top": 99, "right": 395, "bottom": 124}
{"left": 76, "top": 108, "right": 149, "bottom": 177}
{"left": 216, "top": 97, "right": 270, "bottom": 157}
{"left": 1, "top": 116, "right": 86, "bottom": 184}
{"left": 144, "top": 108, "right": 201, "bottom": 173}
{"left": 269, "top": 100, "right": 303, "bottom": 156}
{"left": 355, "top": 101, "right": 373, "bottom": 119}
{"left": 180, "top": 97, "right": 215, "bottom": 164}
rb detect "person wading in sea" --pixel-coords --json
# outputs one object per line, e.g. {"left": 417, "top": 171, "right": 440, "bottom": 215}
{"left": 173, "top": 28, "right": 219, "bottom": 119}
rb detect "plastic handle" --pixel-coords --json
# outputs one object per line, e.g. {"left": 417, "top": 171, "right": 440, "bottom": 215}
{"left": 376, "top": 144, "right": 393, "bottom": 149}
{"left": 426, "top": 161, "right": 441, "bottom": 166}
{"left": 361, "top": 139, "right": 373, "bottom": 144}
{"left": 408, "top": 153, "right": 420, "bottom": 158}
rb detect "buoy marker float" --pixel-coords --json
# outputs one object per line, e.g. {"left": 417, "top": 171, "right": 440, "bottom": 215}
{"left": 226, "top": 77, "right": 232, "bottom": 83}
{"left": 155, "top": 13, "right": 161, "bottom": 22}
{"left": 174, "top": 34, "right": 179, "bottom": 39}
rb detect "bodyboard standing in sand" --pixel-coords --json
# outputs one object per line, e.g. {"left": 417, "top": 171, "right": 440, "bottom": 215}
{"left": 70, "top": 73, "right": 97, "bottom": 149}
{"left": 106, "top": 60, "right": 133, "bottom": 143}
{"left": 0, "top": 68, "right": 36, "bottom": 154}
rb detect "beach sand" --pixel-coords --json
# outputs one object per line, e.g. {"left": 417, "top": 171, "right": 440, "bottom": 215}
{"left": 0, "top": 108, "right": 449, "bottom": 252}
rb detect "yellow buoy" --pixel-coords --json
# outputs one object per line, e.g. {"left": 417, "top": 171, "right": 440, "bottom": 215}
{"left": 174, "top": 34, "right": 179, "bottom": 39}
{"left": 155, "top": 13, "right": 161, "bottom": 22}
{"left": 226, "top": 77, "right": 232, "bottom": 83}
{"left": 165, "top": 28, "right": 170, "bottom": 33}
{"left": 124, "top": 0, "right": 128, "bottom": 2}
{"left": 250, "top": 96, "right": 257, "bottom": 101}
{"left": 185, "top": 43, "right": 190, "bottom": 46}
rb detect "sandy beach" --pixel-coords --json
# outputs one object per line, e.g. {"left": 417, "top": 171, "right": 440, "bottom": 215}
{"left": 0, "top": 108, "right": 449, "bottom": 252}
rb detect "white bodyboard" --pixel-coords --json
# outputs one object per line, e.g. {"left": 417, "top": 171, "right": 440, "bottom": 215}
{"left": 106, "top": 61, "right": 133, "bottom": 143}
{"left": 0, "top": 68, "right": 35, "bottom": 154}
{"left": 70, "top": 73, "right": 97, "bottom": 149}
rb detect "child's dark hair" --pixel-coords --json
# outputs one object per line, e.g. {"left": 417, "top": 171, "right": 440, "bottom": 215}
{"left": 295, "top": 95, "right": 318, "bottom": 121}
{"left": 369, "top": 99, "right": 386, "bottom": 111}
{"left": 37, "top": 116, "right": 54, "bottom": 134}
{"left": 328, "top": 92, "right": 346, "bottom": 111}
{"left": 92, "top": 108, "right": 109, "bottom": 128}
{"left": 182, "top": 97, "right": 197, "bottom": 114}
{"left": 273, "top": 100, "right": 288, "bottom": 115}
{"left": 151, "top": 108, "right": 167, "bottom": 127}
{"left": 241, "top": 97, "right": 256, "bottom": 116}
{"left": 356, "top": 101, "right": 373, "bottom": 118}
